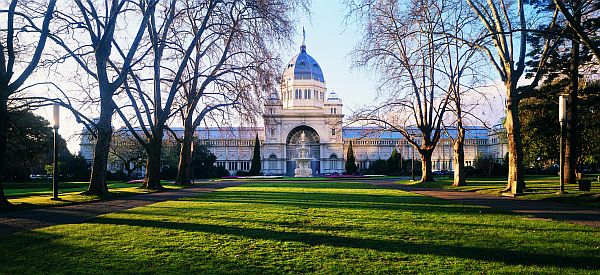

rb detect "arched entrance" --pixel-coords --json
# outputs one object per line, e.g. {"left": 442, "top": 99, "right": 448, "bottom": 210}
{"left": 286, "top": 125, "right": 320, "bottom": 176}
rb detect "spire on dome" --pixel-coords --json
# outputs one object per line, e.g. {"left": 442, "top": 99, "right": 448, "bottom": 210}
{"left": 301, "top": 27, "right": 306, "bottom": 52}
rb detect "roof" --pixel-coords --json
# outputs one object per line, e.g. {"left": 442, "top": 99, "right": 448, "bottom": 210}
{"left": 284, "top": 44, "right": 325, "bottom": 83}
{"left": 341, "top": 126, "right": 490, "bottom": 140}
{"left": 189, "top": 127, "right": 264, "bottom": 140}
{"left": 114, "top": 126, "right": 490, "bottom": 141}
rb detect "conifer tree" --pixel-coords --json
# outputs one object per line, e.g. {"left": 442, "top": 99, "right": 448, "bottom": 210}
{"left": 249, "top": 134, "right": 262, "bottom": 176}
{"left": 387, "top": 148, "right": 402, "bottom": 175}
{"left": 345, "top": 141, "right": 358, "bottom": 174}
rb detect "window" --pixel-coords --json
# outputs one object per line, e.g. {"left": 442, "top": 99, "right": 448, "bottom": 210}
{"left": 270, "top": 128, "right": 275, "bottom": 136}
{"left": 314, "top": 90, "right": 318, "bottom": 99}
{"left": 307, "top": 89, "right": 311, "bottom": 99}
{"left": 304, "top": 89, "right": 308, "bottom": 99}
{"left": 330, "top": 154, "right": 338, "bottom": 170}
{"left": 268, "top": 154, "right": 277, "bottom": 169}
{"left": 320, "top": 92, "right": 324, "bottom": 100}
{"left": 332, "top": 128, "right": 336, "bottom": 136}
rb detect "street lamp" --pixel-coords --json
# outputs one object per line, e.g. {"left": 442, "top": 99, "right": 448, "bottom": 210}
{"left": 411, "top": 143, "right": 415, "bottom": 181}
{"left": 558, "top": 95, "right": 567, "bottom": 194}
{"left": 51, "top": 104, "right": 60, "bottom": 200}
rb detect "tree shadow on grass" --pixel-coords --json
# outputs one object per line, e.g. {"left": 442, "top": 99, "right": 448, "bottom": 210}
{"left": 180, "top": 190, "right": 509, "bottom": 216}
{"left": 0, "top": 230, "right": 279, "bottom": 274}
{"left": 92, "top": 216, "right": 600, "bottom": 270}
{"left": 180, "top": 189, "right": 600, "bottom": 230}
{"left": 230, "top": 181, "right": 383, "bottom": 189}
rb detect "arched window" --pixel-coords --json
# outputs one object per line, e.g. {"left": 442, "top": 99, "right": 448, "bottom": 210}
{"left": 268, "top": 154, "right": 277, "bottom": 169}
{"left": 330, "top": 154, "right": 338, "bottom": 170}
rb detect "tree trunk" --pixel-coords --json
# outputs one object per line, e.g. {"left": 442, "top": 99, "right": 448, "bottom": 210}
{"left": 453, "top": 134, "right": 466, "bottom": 187}
{"left": 504, "top": 96, "right": 525, "bottom": 194}
{"left": 175, "top": 123, "right": 193, "bottom": 185}
{"left": 565, "top": 17, "right": 580, "bottom": 186}
{"left": 420, "top": 149, "right": 434, "bottom": 182}
{"left": 0, "top": 90, "right": 11, "bottom": 207}
{"left": 143, "top": 138, "right": 163, "bottom": 190}
{"left": 85, "top": 105, "right": 113, "bottom": 196}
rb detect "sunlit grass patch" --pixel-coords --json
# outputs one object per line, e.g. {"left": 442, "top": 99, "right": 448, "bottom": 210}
{"left": 398, "top": 176, "right": 600, "bottom": 208}
{"left": 3, "top": 182, "right": 185, "bottom": 210}
{"left": 1, "top": 181, "right": 599, "bottom": 274}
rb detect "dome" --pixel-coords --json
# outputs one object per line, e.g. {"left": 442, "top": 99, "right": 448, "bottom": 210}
{"left": 284, "top": 44, "right": 325, "bottom": 83}
{"left": 327, "top": 91, "right": 341, "bottom": 102}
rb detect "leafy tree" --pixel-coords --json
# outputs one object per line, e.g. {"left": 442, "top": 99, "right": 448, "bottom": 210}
{"left": 249, "top": 134, "right": 262, "bottom": 176}
{"left": 191, "top": 144, "right": 229, "bottom": 179}
{"left": 367, "top": 159, "right": 388, "bottom": 175}
{"left": 520, "top": 81, "right": 600, "bottom": 171}
{"left": 4, "top": 111, "right": 69, "bottom": 182}
{"left": 473, "top": 155, "right": 507, "bottom": 177}
{"left": 60, "top": 154, "right": 90, "bottom": 181}
{"left": 387, "top": 148, "right": 402, "bottom": 176}
{"left": 527, "top": 0, "right": 600, "bottom": 182}
{"left": 345, "top": 141, "right": 358, "bottom": 175}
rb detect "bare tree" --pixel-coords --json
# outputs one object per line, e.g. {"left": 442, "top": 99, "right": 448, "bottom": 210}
{"left": 43, "top": 0, "right": 158, "bottom": 195}
{"left": 465, "top": 0, "right": 557, "bottom": 194}
{"left": 347, "top": 0, "right": 456, "bottom": 182}
{"left": 109, "top": 129, "right": 146, "bottom": 178}
{"left": 109, "top": 0, "right": 201, "bottom": 189}
{"left": 0, "top": 0, "right": 57, "bottom": 207}
{"left": 434, "top": 0, "right": 484, "bottom": 187}
{"left": 112, "top": 0, "right": 306, "bottom": 188}
{"left": 172, "top": 0, "right": 302, "bottom": 185}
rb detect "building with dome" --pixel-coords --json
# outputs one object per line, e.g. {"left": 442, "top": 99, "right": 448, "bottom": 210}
{"left": 79, "top": 37, "right": 507, "bottom": 177}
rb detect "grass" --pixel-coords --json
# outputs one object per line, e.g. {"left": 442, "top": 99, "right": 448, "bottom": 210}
{"left": 2, "top": 180, "right": 185, "bottom": 210}
{"left": 1, "top": 181, "right": 599, "bottom": 274}
{"left": 397, "top": 175, "right": 600, "bottom": 208}
{"left": 217, "top": 176, "right": 393, "bottom": 182}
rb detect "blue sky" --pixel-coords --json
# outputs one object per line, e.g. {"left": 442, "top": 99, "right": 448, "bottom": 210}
{"left": 292, "top": 1, "right": 380, "bottom": 115}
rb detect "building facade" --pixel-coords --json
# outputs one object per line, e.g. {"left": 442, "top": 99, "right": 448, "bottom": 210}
{"left": 80, "top": 40, "right": 507, "bottom": 177}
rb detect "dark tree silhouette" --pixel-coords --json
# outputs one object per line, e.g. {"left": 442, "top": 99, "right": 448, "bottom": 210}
{"left": 0, "top": 0, "right": 57, "bottom": 207}
{"left": 345, "top": 141, "right": 358, "bottom": 175}
{"left": 249, "top": 134, "right": 262, "bottom": 176}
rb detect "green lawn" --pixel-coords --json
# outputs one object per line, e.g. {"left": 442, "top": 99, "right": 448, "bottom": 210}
{"left": 3, "top": 181, "right": 185, "bottom": 210}
{"left": 4, "top": 181, "right": 138, "bottom": 197}
{"left": 217, "top": 176, "right": 393, "bottom": 182}
{"left": 398, "top": 175, "right": 600, "bottom": 208}
{"left": 1, "top": 181, "right": 599, "bottom": 274}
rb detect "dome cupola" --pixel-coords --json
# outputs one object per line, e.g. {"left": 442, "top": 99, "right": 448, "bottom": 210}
{"left": 283, "top": 30, "right": 325, "bottom": 83}
{"left": 280, "top": 28, "right": 328, "bottom": 110}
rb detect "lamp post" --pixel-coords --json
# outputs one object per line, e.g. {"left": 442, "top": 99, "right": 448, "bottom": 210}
{"left": 190, "top": 138, "right": 195, "bottom": 184}
{"left": 558, "top": 95, "right": 567, "bottom": 194}
{"left": 51, "top": 104, "right": 60, "bottom": 200}
{"left": 411, "top": 143, "right": 415, "bottom": 181}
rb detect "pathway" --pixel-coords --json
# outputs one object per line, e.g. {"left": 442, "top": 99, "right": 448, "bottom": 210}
{"left": 367, "top": 180, "right": 600, "bottom": 228}
{"left": 0, "top": 182, "right": 243, "bottom": 236}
